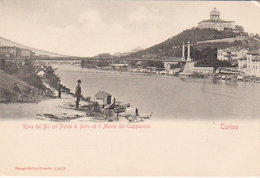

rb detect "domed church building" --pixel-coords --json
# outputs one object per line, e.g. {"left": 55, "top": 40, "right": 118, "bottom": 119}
{"left": 198, "top": 8, "right": 235, "bottom": 31}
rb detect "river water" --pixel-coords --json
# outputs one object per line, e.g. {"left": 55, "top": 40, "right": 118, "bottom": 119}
{"left": 53, "top": 64, "right": 260, "bottom": 120}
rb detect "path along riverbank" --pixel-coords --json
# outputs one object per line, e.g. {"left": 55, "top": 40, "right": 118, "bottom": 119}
{"left": 0, "top": 88, "right": 107, "bottom": 122}
{"left": 0, "top": 70, "right": 146, "bottom": 122}
{"left": 0, "top": 61, "right": 150, "bottom": 122}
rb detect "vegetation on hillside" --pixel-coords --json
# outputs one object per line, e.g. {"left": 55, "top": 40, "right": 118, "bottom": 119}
{"left": 2, "top": 59, "right": 46, "bottom": 90}
{"left": 127, "top": 28, "right": 241, "bottom": 58}
{"left": 81, "top": 59, "right": 110, "bottom": 68}
{"left": 138, "top": 61, "right": 165, "bottom": 71}
{"left": 125, "top": 27, "right": 260, "bottom": 67}
{"left": 0, "top": 58, "right": 62, "bottom": 103}
{"left": 127, "top": 28, "right": 260, "bottom": 61}
{"left": 0, "top": 70, "right": 44, "bottom": 103}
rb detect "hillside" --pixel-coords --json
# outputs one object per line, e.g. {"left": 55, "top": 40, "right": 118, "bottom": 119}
{"left": 0, "top": 70, "right": 44, "bottom": 103}
{"left": 0, "top": 59, "right": 63, "bottom": 103}
{"left": 126, "top": 28, "right": 260, "bottom": 60}
{"left": 114, "top": 46, "right": 143, "bottom": 57}
{"left": 94, "top": 53, "right": 117, "bottom": 59}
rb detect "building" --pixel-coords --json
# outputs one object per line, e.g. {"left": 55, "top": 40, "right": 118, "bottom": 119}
{"left": 217, "top": 47, "right": 248, "bottom": 61}
{"left": 20, "top": 48, "right": 35, "bottom": 59}
{"left": 95, "top": 91, "right": 112, "bottom": 107}
{"left": 164, "top": 61, "right": 179, "bottom": 71}
{"left": 198, "top": 8, "right": 235, "bottom": 31}
{"left": 193, "top": 67, "right": 214, "bottom": 74}
{"left": 238, "top": 57, "right": 247, "bottom": 74}
{"left": 0, "top": 46, "right": 19, "bottom": 57}
{"left": 242, "top": 50, "right": 260, "bottom": 76}
{"left": 161, "top": 57, "right": 182, "bottom": 71}
{"left": 0, "top": 46, "right": 34, "bottom": 59}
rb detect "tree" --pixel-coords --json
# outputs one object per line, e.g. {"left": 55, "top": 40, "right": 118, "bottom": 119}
{"left": 235, "top": 25, "right": 244, "bottom": 33}
{"left": 140, "top": 61, "right": 165, "bottom": 71}
{"left": 0, "top": 58, "right": 6, "bottom": 70}
{"left": 81, "top": 59, "right": 86, "bottom": 67}
{"left": 96, "top": 61, "right": 109, "bottom": 67}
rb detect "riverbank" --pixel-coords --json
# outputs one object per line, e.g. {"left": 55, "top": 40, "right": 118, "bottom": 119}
{"left": 2, "top": 61, "right": 260, "bottom": 120}
{"left": 0, "top": 70, "right": 111, "bottom": 121}
{"left": 0, "top": 91, "right": 92, "bottom": 121}
{"left": 90, "top": 66, "right": 260, "bottom": 83}
{"left": 0, "top": 88, "right": 150, "bottom": 122}
{"left": 0, "top": 61, "right": 151, "bottom": 122}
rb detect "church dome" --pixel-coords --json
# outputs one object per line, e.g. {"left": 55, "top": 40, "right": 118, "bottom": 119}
{"left": 210, "top": 8, "right": 220, "bottom": 16}
{"left": 210, "top": 7, "right": 220, "bottom": 20}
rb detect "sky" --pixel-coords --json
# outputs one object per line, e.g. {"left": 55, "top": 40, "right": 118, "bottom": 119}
{"left": 0, "top": 0, "right": 259, "bottom": 57}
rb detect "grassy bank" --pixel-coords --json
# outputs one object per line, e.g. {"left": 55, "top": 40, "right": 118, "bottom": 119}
{"left": 0, "top": 59, "right": 63, "bottom": 103}
{"left": 0, "top": 71, "right": 45, "bottom": 103}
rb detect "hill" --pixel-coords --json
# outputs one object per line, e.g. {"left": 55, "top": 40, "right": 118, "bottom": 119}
{"left": 0, "top": 59, "right": 63, "bottom": 103}
{"left": 126, "top": 28, "right": 260, "bottom": 60}
{"left": 94, "top": 53, "right": 117, "bottom": 59}
{"left": 114, "top": 46, "right": 143, "bottom": 57}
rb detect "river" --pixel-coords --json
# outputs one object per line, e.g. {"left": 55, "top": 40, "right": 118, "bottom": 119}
{"left": 52, "top": 64, "right": 260, "bottom": 120}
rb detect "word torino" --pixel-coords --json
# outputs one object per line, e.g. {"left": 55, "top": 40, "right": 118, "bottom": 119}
{"left": 220, "top": 123, "right": 238, "bottom": 130}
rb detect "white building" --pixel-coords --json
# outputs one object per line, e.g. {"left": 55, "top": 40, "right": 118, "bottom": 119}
{"left": 20, "top": 49, "right": 33, "bottom": 58}
{"left": 217, "top": 47, "right": 248, "bottom": 61}
{"left": 238, "top": 57, "right": 247, "bottom": 74}
{"left": 243, "top": 50, "right": 260, "bottom": 76}
{"left": 198, "top": 8, "right": 235, "bottom": 31}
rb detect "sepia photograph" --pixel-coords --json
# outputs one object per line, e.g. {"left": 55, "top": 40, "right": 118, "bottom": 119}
{"left": 0, "top": 0, "right": 259, "bottom": 176}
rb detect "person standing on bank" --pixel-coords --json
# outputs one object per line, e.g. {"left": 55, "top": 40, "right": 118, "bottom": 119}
{"left": 75, "top": 80, "right": 82, "bottom": 108}
{"left": 57, "top": 81, "right": 62, "bottom": 98}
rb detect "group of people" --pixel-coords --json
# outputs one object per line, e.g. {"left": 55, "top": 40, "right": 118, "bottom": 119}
{"left": 57, "top": 80, "right": 82, "bottom": 108}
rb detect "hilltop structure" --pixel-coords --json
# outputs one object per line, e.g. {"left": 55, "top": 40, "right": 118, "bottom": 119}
{"left": 198, "top": 8, "right": 235, "bottom": 31}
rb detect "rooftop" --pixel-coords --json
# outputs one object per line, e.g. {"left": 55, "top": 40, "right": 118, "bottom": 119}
{"left": 248, "top": 50, "right": 260, "bottom": 55}
{"left": 210, "top": 8, "right": 220, "bottom": 16}
{"left": 95, "top": 91, "right": 112, "bottom": 100}
{"left": 199, "top": 19, "right": 234, "bottom": 24}
{"left": 221, "top": 46, "right": 247, "bottom": 52}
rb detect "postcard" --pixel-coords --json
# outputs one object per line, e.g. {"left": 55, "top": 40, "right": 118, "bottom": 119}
{"left": 0, "top": 0, "right": 259, "bottom": 176}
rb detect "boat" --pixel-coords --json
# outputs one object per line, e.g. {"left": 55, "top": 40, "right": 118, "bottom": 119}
{"left": 119, "top": 107, "right": 152, "bottom": 121}
{"left": 138, "top": 112, "right": 153, "bottom": 119}
{"left": 179, "top": 72, "right": 192, "bottom": 76}
{"left": 179, "top": 72, "right": 192, "bottom": 79}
